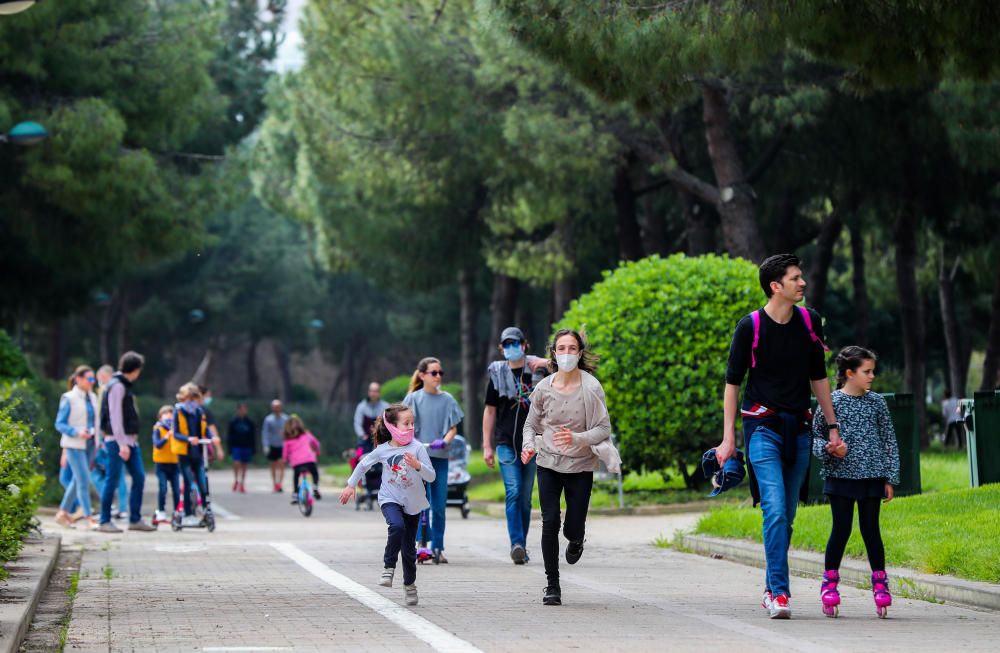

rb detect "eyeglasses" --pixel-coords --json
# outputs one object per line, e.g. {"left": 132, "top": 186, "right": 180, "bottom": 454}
{"left": 502, "top": 340, "right": 522, "bottom": 347}
{"left": 425, "top": 370, "right": 444, "bottom": 377}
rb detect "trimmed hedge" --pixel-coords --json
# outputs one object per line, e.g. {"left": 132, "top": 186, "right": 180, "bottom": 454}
{"left": 0, "top": 391, "right": 44, "bottom": 580}
{"left": 556, "top": 254, "right": 760, "bottom": 486}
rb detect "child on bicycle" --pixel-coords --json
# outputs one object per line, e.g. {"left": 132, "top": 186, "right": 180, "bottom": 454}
{"left": 340, "top": 403, "right": 435, "bottom": 606}
{"left": 283, "top": 415, "right": 322, "bottom": 504}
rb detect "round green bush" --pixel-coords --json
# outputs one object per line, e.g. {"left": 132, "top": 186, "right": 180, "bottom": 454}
{"left": 556, "top": 254, "right": 760, "bottom": 485}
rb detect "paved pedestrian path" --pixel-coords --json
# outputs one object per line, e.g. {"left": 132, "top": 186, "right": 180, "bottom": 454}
{"left": 40, "top": 468, "right": 1000, "bottom": 652}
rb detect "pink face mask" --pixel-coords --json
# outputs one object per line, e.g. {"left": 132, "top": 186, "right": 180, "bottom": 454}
{"left": 384, "top": 417, "right": 414, "bottom": 446}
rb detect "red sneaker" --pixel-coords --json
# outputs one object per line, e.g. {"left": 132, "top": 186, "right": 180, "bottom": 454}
{"left": 232, "top": 480, "right": 239, "bottom": 492}
{"left": 769, "top": 594, "right": 791, "bottom": 619}
{"left": 239, "top": 483, "right": 247, "bottom": 493}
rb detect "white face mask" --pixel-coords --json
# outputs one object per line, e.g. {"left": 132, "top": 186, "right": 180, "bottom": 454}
{"left": 555, "top": 353, "right": 580, "bottom": 372}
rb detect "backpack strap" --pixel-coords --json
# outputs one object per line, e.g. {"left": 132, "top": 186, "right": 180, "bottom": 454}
{"left": 750, "top": 310, "right": 761, "bottom": 368}
{"left": 796, "top": 306, "right": 830, "bottom": 352}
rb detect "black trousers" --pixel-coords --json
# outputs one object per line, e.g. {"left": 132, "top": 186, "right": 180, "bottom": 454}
{"left": 537, "top": 466, "right": 593, "bottom": 585}
{"left": 382, "top": 503, "right": 420, "bottom": 586}
{"left": 293, "top": 462, "right": 319, "bottom": 493}
{"left": 825, "top": 494, "right": 885, "bottom": 571}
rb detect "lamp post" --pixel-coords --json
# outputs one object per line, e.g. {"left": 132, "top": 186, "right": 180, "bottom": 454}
{"left": 0, "top": 121, "right": 48, "bottom": 146}
{"left": 0, "top": 1, "right": 38, "bottom": 15}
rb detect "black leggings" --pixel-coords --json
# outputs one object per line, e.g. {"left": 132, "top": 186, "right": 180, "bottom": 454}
{"left": 293, "top": 462, "right": 319, "bottom": 493}
{"left": 537, "top": 466, "right": 593, "bottom": 586}
{"left": 825, "top": 494, "right": 885, "bottom": 571}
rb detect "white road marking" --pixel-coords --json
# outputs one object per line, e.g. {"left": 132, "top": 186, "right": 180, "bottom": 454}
{"left": 270, "top": 542, "right": 482, "bottom": 653}
{"left": 210, "top": 501, "right": 241, "bottom": 520}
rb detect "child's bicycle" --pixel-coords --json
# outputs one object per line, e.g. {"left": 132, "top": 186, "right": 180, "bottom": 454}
{"left": 296, "top": 474, "right": 315, "bottom": 517}
{"left": 170, "top": 439, "right": 216, "bottom": 533}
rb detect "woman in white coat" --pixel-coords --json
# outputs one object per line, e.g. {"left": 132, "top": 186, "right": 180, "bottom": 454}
{"left": 54, "top": 366, "right": 100, "bottom": 529}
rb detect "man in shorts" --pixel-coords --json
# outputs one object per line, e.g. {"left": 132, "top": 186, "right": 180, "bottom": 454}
{"left": 261, "top": 399, "right": 289, "bottom": 492}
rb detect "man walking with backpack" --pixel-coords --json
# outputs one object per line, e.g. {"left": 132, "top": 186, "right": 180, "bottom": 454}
{"left": 715, "top": 253, "right": 844, "bottom": 619}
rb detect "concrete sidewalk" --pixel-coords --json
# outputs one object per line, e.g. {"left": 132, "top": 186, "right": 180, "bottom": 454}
{"left": 37, "top": 467, "right": 1000, "bottom": 652}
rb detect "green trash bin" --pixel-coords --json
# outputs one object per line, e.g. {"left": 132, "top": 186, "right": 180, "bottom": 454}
{"left": 966, "top": 391, "right": 1000, "bottom": 487}
{"left": 883, "top": 393, "right": 921, "bottom": 496}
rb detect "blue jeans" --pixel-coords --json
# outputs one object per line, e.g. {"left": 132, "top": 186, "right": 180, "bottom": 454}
{"left": 155, "top": 463, "right": 181, "bottom": 513}
{"left": 93, "top": 451, "right": 129, "bottom": 514}
{"left": 497, "top": 444, "right": 536, "bottom": 548}
{"left": 100, "top": 441, "right": 145, "bottom": 524}
{"left": 747, "top": 426, "right": 811, "bottom": 597}
{"left": 180, "top": 455, "right": 209, "bottom": 516}
{"left": 417, "top": 456, "right": 449, "bottom": 551}
{"left": 59, "top": 448, "right": 93, "bottom": 516}
{"left": 382, "top": 502, "right": 420, "bottom": 585}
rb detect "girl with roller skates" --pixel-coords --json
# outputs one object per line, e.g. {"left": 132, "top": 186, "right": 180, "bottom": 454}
{"left": 812, "top": 346, "right": 900, "bottom": 618}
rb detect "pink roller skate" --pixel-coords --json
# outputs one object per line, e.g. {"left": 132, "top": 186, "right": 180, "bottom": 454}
{"left": 820, "top": 570, "right": 840, "bottom": 618}
{"left": 872, "top": 571, "right": 892, "bottom": 618}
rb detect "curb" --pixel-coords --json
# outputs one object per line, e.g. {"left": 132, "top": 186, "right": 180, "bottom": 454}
{"left": 0, "top": 534, "right": 62, "bottom": 653}
{"left": 681, "top": 534, "right": 1000, "bottom": 612}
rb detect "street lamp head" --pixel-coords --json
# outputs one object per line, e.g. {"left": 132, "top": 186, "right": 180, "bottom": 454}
{"left": 0, "top": 1, "right": 38, "bottom": 16}
{"left": 7, "top": 121, "right": 47, "bottom": 146}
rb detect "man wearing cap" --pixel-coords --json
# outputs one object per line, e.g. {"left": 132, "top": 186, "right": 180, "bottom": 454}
{"left": 483, "top": 327, "right": 548, "bottom": 564}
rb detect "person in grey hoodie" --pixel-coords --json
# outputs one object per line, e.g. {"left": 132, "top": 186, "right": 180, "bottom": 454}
{"left": 522, "top": 328, "right": 612, "bottom": 607}
{"left": 262, "top": 399, "right": 289, "bottom": 492}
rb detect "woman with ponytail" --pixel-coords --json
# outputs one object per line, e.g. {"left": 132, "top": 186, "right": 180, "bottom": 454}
{"left": 402, "top": 357, "right": 464, "bottom": 564}
{"left": 341, "top": 403, "right": 435, "bottom": 606}
{"left": 54, "top": 366, "right": 100, "bottom": 529}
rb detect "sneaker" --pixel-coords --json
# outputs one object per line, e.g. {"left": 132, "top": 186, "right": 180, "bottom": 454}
{"left": 239, "top": 483, "right": 247, "bottom": 493}
{"left": 290, "top": 497, "right": 299, "bottom": 505}
{"left": 153, "top": 510, "right": 168, "bottom": 524}
{"left": 761, "top": 589, "right": 773, "bottom": 612}
{"left": 128, "top": 521, "right": 156, "bottom": 532}
{"left": 115, "top": 511, "right": 128, "bottom": 520}
{"left": 273, "top": 483, "right": 281, "bottom": 493}
{"left": 232, "top": 480, "right": 239, "bottom": 492}
{"left": 543, "top": 585, "right": 561, "bottom": 606}
{"left": 313, "top": 489, "right": 322, "bottom": 500}
{"left": 276, "top": 484, "right": 283, "bottom": 493}
{"left": 404, "top": 584, "right": 418, "bottom": 606}
{"left": 433, "top": 549, "right": 448, "bottom": 565}
{"left": 70, "top": 507, "right": 86, "bottom": 522}
{"left": 524, "top": 550, "right": 530, "bottom": 563}
{"left": 84, "top": 517, "right": 100, "bottom": 530}
{"left": 565, "top": 539, "right": 584, "bottom": 565}
{"left": 380, "top": 568, "right": 395, "bottom": 587}
{"left": 511, "top": 544, "right": 526, "bottom": 565}
{"left": 97, "top": 522, "right": 122, "bottom": 533}
{"left": 769, "top": 593, "right": 791, "bottom": 619}
{"left": 182, "top": 515, "right": 201, "bottom": 527}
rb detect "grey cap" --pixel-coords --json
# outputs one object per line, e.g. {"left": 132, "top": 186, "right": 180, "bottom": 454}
{"left": 500, "top": 326, "right": 525, "bottom": 344}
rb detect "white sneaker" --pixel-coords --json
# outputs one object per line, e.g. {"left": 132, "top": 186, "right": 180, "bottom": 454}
{"left": 153, "top": 510, "right": 167, "bottom": 523}
{"left": 380, "top": 568, "right": 394, "bottom": 587}
{"left": 404, "top": 584, "right": 418, "bottom": 606}
{"left": 182, "top": 515, "right": 201, "bottom": 527}
{"left": 768, "top": 593, "right": 791, "bottom": 619}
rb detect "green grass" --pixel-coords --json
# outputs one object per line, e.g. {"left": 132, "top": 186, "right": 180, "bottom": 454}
{"left": 695, "top": 484, "right": 1000, "bottom": 583}
{"left": 59, "top": 571, "right": 80, "bottom": 651}
{"left": 919, "top": 450, "right": 968, "bottom": 493}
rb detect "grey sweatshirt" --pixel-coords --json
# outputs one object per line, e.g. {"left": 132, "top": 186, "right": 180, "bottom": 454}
{"left": 347, "top": 440, "right": 436, "bottom": 514}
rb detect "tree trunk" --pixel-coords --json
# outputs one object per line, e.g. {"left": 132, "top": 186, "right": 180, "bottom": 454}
{"left": 99, "top": 287, "right": 125, "bottom": 366}
{"left": 938, "top": 251, "right": 965, "bottom": 397}
{"left": 486, "top": 272, "right": 519, "bottom": 364}
{"left": 894, "top": 210, "right": 928, "bottom": 446}
{"left": 246, "top": 336, "right": 260, "bottom": 398}
{"left": 701, "top": 83, "right": 766, "bottom": 263}
{"left": 458, "top": 266, "right": 481, "bottom": 447}
{"left": 272, "top": 340, "right": 293, "bottom": 403}
{"left": 849, "top": 222, "right": 870, "bottom": 346}
{"left": 347, "top": 335, "right": 370, "bottom": 405}
{"left": 191, "top": 347, "right": 214, "bottom": 387}
{"left": 46, "top": 318, "right": 66, "bottom": 379}
{"left": 980, "top": 254, "right": 1000, "bottom": 391}
{"left": 807, "top": 211, "right": 843, "bottom": 315}
{"left": 612, "top": 157, "right": 645, "bottom": 262}
{"left": 552, "top": 219, "right": 576, "bottom": 322}
{"left": 661, "top": 114, "right": 712, "bottom": 255}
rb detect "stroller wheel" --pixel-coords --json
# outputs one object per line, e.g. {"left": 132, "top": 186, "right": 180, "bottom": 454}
{"left": 206, "top": 513, "right": 216, "bottom": 533}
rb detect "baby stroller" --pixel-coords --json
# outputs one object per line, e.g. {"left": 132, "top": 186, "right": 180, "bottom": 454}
{"left": 446, "top": 435, "right": 471, "bottom": 519}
